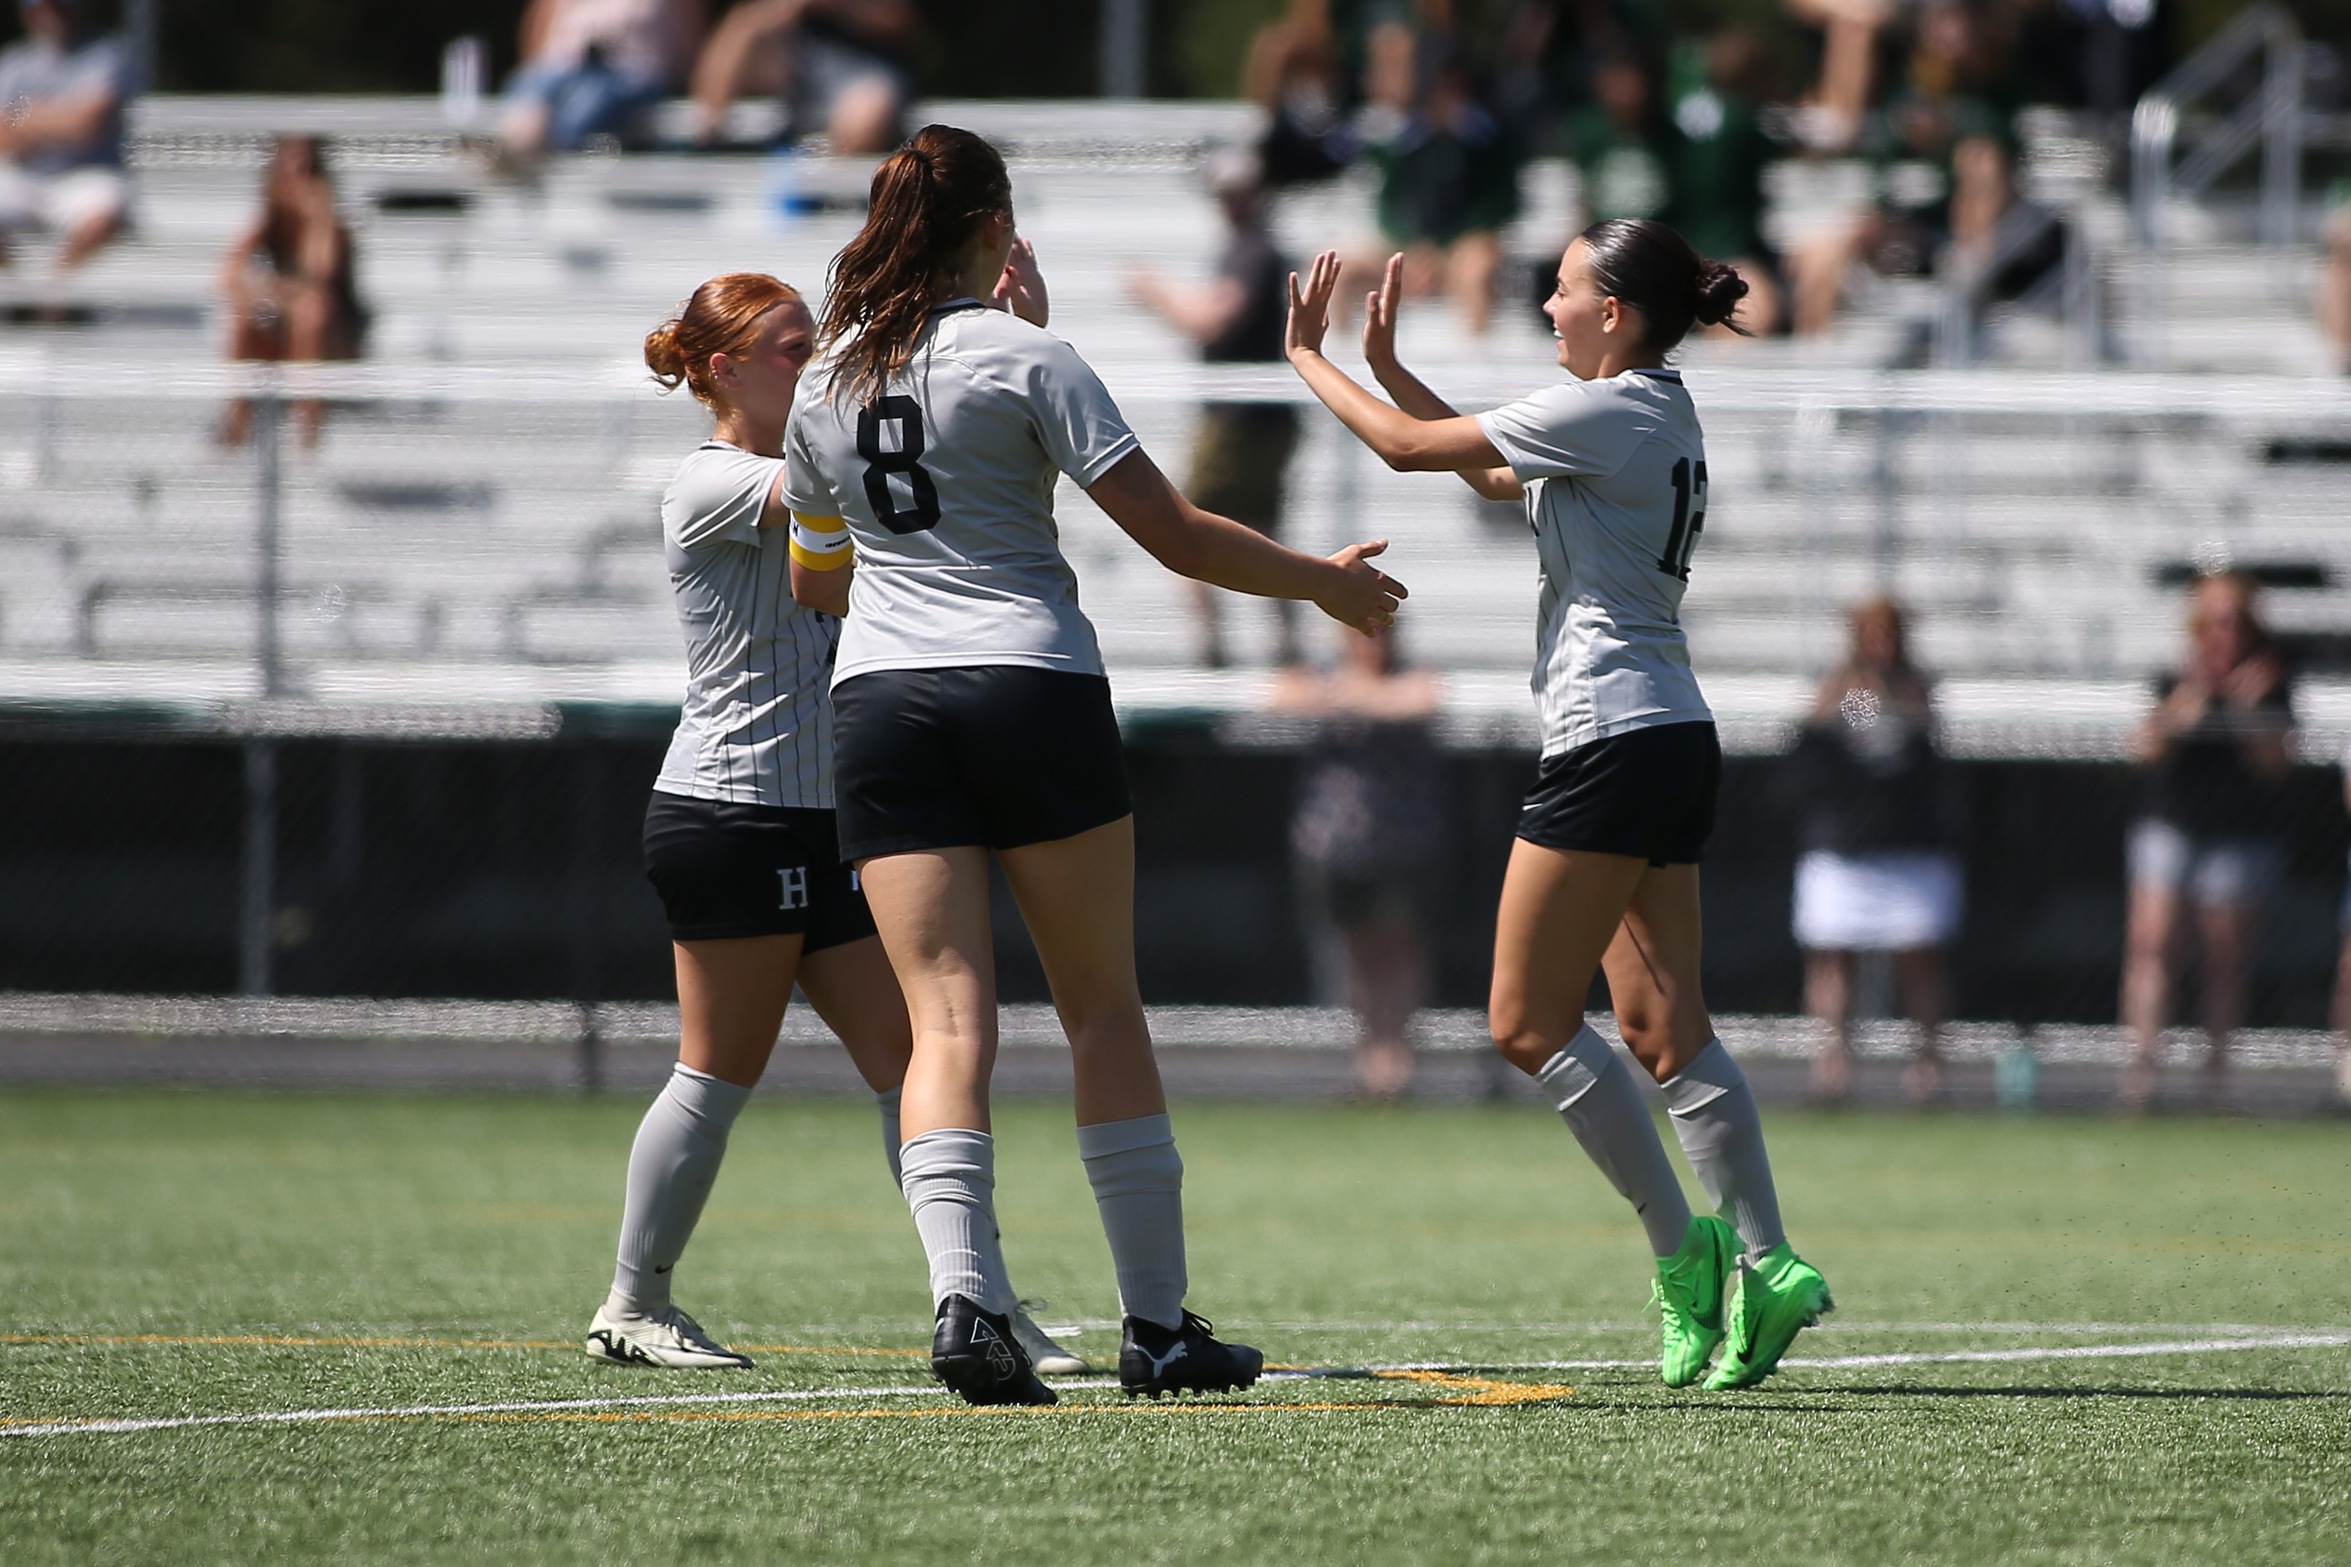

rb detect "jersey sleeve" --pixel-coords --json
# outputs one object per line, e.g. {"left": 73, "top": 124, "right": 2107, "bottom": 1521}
{"left": 671, "top": 446, "right": 779, "bottom": 551}
{"left": 781, "top": 400, "right": 843, "bottom": 522}
{"left": 1476, "top": 381, "right": 1649, "bottom": 481}
{"left": 1014, "top": 331, "right": 1141, "bottom": 486}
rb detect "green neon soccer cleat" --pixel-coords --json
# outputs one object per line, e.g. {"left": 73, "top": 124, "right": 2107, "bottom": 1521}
{"left": 1703, "top": 1243, "right": 1833, "bottom": 1391}
{"left": 1652, "top": 1214, "right": 1738, "bottom": 1388}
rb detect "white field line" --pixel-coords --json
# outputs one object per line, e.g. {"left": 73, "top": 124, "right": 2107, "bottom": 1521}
{"left": 1218, "top": 1320, "right": 2345, "bottom": 1338}
{"left": 6, "top": 1334, "right": 2347, "bottom": 1441}
{"left": 0, "top": 1382, "right": 960, "bottom": 1439}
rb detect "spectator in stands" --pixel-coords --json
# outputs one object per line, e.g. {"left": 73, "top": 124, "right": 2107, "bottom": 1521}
{"left": 0, "top": 0, "right": 132, "bottom": 277}
{"left": 1492, "top": 0, "right": 1667, "bottom": 155}
{"left": 1245, "top": 0, "right": 1358, "bottom": 186}
{"left": 1664, "top": 30, "right": 1785, "bottom": 337}
{"left": 2012, "top": 0, "right": 2172, "bottom": 118}
{"left": 1790, "top": 597, "right": 1961, "bottom": 1103}
{"left": 1128, "top": 148, "right": 1304, "bottom": 669}
{"left": 1786, "top": 0, "right": 2039, "bottom": 337}
{"left": 1362, "top": 30, "right": 1520, "bottom": 335}
{"left": 499, "top": 0, "right": 707, "bottom": 162}
{"left": 218, "top": 136, "right": 365, "bottom": 449}
{"left": 2121, "top": 571, "right": 2295, "bottom": 1111}
{"left": 690, "top": 0, "right": 917, "bottom": 154}
{"left": 1782, "top": 0, "right": 1893, "bottom": 154}
{"left": 1562, "top": 40, "right": 1783, "bottom": 337}
{"left": 1275, "top": 621, "right": 1447, "bottom": 1100}
{"left": 2321, "top": 182, "right": 2351, "bottom": 376}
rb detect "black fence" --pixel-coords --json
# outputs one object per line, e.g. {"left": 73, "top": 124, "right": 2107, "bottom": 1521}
{"left": 2, "top": 714, "right": 2347, "bottom": 1026}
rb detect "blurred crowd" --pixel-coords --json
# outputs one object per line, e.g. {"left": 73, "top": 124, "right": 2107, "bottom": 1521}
{"left": 1236, "top": 0, "right": 2179, "bottom": 340}
{"left": 1787, "top": 573, "right": 2351, "bottom": 1115}
{"left": 0, "top": 0, "right": 2343, "bottom": 359}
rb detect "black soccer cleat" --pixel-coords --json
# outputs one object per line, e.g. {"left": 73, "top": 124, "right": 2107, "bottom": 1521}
{"left": 1118, "top": 1310, "right": 1264, "bottom": 1399}
{"left": 930, "top": 1293, "right": 1058, "bottom": 1407}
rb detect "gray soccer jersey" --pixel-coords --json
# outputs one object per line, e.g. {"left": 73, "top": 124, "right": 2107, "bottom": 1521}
{"left": 1477, "top": 367, "right": 1715, "bottom": 757}
{"left": 782, "top": 301, "right": 1139, "bottom": 686}
{"left": 652, "top": 441, "right": 839, "bottom": 807}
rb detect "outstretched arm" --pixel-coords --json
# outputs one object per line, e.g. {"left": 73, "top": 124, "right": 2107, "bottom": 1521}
{"left": 1356, "top": 252, "right": 1521, "bottom": 501}
{"left": 1286, "top": 250, "right": 1513, "bottom": 478}
{"left": 1084, "top": 448, "right": 1404, "bottom": 635}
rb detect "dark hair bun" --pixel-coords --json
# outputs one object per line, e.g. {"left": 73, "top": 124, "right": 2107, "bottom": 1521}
{"left": 1693, "top": 261, "right": 1750, "bottom": 329}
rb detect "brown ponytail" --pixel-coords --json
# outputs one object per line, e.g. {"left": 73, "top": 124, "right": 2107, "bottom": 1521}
{"left": 818, "top": 124, "right": 1012, "bottom": 407}
{"left": 645, "top": 273, "right": 805, "bottom": 407}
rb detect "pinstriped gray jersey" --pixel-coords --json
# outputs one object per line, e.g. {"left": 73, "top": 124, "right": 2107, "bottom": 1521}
{"left": 1477, "top": 368, "right": 1714, "bottom": 758}
{"left": 652, "top": 441, "right": 839, "bottom": 807}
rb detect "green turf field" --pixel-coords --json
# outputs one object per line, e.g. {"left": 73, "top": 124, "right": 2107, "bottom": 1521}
{"left": 2, "top": 1088, "right": 2347, "bottom": 1565}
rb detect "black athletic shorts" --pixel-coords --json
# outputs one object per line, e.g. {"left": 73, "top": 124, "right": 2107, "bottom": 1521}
{"left": 831, "top": 666, "right": 1133, "bottom": 861}
{"left": 1515, "top": 720, "right": 1721, "bottom": 866}
{"left": 641, "top": 791, "right": 878, "bottom": 948}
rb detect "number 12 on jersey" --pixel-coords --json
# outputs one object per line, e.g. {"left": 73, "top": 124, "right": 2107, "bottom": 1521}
{"left": 1657, "top": 458, "right": 1708, "bottom": 582}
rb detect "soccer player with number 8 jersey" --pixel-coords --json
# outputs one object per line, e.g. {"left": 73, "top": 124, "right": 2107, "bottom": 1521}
{"left": 785, "top": 125, "right": 1405, "bottom": 1405}
{"left": 1285, "top": 221, "right": 1832, "bottom": 1390}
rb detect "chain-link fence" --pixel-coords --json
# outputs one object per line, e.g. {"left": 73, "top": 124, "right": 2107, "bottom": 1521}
{"left": 3, "top": 363, "right": 2351, "bottom": 1040}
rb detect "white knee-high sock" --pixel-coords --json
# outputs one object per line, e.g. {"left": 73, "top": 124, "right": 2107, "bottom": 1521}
{"left": 899, "top": 1128, "right": 1017, "bottom": 1311}
{"left": 1661, "top": 1039, "right": 1787, "bottom": 1259}
{"left": 1535, "top": 1024, "right": 1694, "bottom": 1259}
{"left": 876, "top": 1087, "right": 903, "bottom": 1187}
{"left": 610, "top": 1063, "right": 752, "bottom": 1314}
{"left": 1077, "top": 1114, "right": 1187, "bottom": 1330}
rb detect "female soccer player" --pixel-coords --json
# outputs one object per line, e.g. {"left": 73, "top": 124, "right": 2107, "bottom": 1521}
{"left": 786, "top": 125, "right": 1405, "bottom": 1405}
{"left": 1285, "top": 225, "right": 1830, "bottom": 1390}
{"left": 586, "top": 269, "right": 1083, "bottom": 1378}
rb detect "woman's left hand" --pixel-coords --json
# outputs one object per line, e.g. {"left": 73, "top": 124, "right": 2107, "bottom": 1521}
{"left": 1287, "top": 249, "right": 1343, "bottom": 359}
{"left": 993, "top": 237, "right": 1050, "bottom": 327}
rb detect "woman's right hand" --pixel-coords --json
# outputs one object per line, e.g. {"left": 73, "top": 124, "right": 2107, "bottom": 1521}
{"left": 1315, "top": 539, "right": 1407, "bottom": 634}
{"left": 1286, "top": 249, "right": 1342, "bottom": 360}
{"left": 1361, "top": 251, "right": 1405, "bottom": 374}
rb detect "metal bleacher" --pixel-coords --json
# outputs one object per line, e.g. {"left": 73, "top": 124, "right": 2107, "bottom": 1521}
{"left": 3, "top": 92, "right": 2350, "bottom": 760}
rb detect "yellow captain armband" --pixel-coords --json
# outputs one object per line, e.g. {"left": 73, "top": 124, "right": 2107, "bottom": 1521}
{"left": 788, "top": 511, "right": 853, "bottom": 571}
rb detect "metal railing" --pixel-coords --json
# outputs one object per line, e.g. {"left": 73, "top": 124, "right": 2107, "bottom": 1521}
{"left": 2131, "top": 3, "right": 2305, "bottom": 250}
{"left": 2129, "top": 4, "right": 2308, "bottom": 366}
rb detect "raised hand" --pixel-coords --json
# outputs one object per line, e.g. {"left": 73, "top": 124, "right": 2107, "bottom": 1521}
{"left": 1361, "top": 251, "right": 1405, "bottom": 373}
{"left": 993, "top": 237, "right": 1050, "bottom": 327}
{"left": 1316, "top": 538, "right": 1408, "bottom": 634}
{"left": 1286, "top": 249, "right": 1344, "bottom": 360}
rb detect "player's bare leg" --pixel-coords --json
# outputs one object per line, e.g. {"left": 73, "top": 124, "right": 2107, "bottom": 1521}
{"left": 1804, "top": 948, "right": 1856, "bottom": 1103}
{"left": 2195, "top": 901, "right": 2252, "bottom": 1109}
{"left": 1892, "top": 947, "right": 1949, "bottom": 1103}
{"left": 1607, "top": 862, "right": 1829, "bottom": 1388}
{"left": 2121, "top": 882, "right": 2186, "bottom": 1110}
{"left": 859, "top": 846, "right": 1049, "bottom": 1403}
{"left": 588, "top": 934, "right": 800, "bottom": 1370}
{"left": 999, "top": 817, "right": 1261, "bottom": 1396}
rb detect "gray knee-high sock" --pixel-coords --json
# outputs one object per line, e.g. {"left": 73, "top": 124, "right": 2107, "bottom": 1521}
{"left": 1661, "top": 1039, "right": 1787, "bottom": 1259}
{"left": 610, "top": 1063, "right": 753, "bottom": 1314}
{"left": 899, "top": 1128, "right": 1017, "bottom": 1311}
{"left": 1535, "top": 1024, "right": 1694, "bottom": 1259}
{"left": 1077, "top": 1114, "right": 1187, "bottom": 1329}
{"left": 876, "top": 1087, "right": 903, "bottom": 1187}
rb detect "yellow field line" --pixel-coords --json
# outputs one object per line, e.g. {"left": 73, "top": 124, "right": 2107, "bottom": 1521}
{"left": 454, "top": 1393, "right": 1572, "bottom": 1427}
